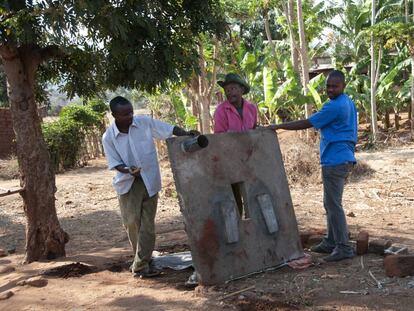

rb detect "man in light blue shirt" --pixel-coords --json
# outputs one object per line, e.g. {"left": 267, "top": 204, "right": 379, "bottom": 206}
{"left": 268, "top": 70, "right": 357, "bottom": 262}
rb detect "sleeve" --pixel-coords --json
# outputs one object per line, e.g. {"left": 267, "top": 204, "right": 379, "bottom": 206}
{"left": 213, "top": 105, "right": 228, "bottom": 133}
{"left": 102, "top": 133, "right": 124, "bottom": 170}
{"left": 150, "top": 118, "right": 174, "bottom": 140}
{"left": 308, "top": 101, "right": 340, "bottom": 129}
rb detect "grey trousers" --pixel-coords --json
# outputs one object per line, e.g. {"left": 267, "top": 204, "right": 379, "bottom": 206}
{"left": 118, "top": 178, "right": 158, "bottom": 272}
{"left": 321, "top": 163, "right": 353, "bottom": 254}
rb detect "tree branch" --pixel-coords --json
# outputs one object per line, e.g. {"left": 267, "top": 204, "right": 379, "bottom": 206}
{"left": 39, "top": 45, "right": 64, "bottom": 62}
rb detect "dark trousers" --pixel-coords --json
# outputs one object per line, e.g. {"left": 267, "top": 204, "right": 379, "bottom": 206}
{"left": 321, "top": 163, "right": 353, "bottom": 255}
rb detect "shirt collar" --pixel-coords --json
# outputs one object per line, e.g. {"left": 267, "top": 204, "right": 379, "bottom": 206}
{"left": 113, "top": 117, "right": 138, "bottom": 138}
{"left": 223, "top": 98, "right": 245, "bottom": 111}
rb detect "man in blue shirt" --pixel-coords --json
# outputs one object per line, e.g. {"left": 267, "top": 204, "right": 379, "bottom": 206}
{"left": 268, "top": 70, "right": 357, "bottom": 262}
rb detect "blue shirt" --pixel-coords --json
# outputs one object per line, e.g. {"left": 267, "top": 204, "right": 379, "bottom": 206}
{"left": 308, "top": 93, "right": 358, "bottom": 166}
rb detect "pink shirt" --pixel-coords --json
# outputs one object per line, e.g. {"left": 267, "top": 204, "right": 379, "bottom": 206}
{"left": 213, "top": 99, "right": 258, "bottom": 133}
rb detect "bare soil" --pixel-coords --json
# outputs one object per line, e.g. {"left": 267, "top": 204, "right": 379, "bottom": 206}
{"left": 1, "top": 133, "right": 414, "bottom": 311}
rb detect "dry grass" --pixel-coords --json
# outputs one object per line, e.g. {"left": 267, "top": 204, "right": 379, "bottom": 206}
{"left": 0, "top": 156, "right": 19, "bottom": 180}
{"left": 280, "top": 136, "right": 375, "bottom": 185}
{"left": 281, "top": 137, "right": 321, "bottom": 185}
{"left": 348, "top": 160, "right": 375, "bottom": 182}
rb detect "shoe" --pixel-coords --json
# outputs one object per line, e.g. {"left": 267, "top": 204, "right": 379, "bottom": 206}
{"left": 133, "top": 266, "right": 161, "bottom": 278}
{"left": 310, "top": 243, "right": 334, "bottom": 254}
{"left": 322, "top": 250, "right": 354, "bottom": 262}
{"left": 184, "top": 271, "right": 199, "bottom": 288}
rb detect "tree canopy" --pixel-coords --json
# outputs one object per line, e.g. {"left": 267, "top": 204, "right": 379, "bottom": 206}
{"left": 1, "top": 0, "right": 226, "bottom": 96}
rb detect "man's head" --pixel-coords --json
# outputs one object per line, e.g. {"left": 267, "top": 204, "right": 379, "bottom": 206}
{"left": 326, "top": 70, "right": 346, "bottom": 100}
{"left": 110, "top": 96, "right": 133, "bottom": 128}
{"left": 217, "top": 73, "right": 250, "bottom": 106}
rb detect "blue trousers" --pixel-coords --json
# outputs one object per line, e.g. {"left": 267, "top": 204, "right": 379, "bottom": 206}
{"left": 321, "top": 163, "right": 353, "bottom": 255}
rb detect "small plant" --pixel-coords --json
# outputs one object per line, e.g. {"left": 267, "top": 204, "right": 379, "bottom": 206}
{"left": 42, "top": 101, "right": 107, "bottom": 171}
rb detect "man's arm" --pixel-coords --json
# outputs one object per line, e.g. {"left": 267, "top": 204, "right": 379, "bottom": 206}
{"left": 172, "top": 126, "right": 200, "bottom": 136}
{"left": 267, "top": 119, "right": 313, "bottom": 131}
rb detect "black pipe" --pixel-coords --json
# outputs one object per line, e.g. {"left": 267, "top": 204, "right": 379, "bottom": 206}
{"left": 181, "top": 135, "right": 209, "bottom": 153}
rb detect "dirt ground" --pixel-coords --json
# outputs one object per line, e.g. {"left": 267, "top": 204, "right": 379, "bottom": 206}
{"left": 1, "top": 132, "right": 414, "bottom": 311}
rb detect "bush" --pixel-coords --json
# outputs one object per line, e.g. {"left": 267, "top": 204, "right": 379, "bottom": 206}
{"left": 87, "top": 98, "right": 108, "bottom": 115}
{"left": 59, "top": 104, "right": 102, "bottom": 129}
{"left": 42, "top": 118, "right": 83, "bottom": 170}
{"left": 42, "top": 102, "right": 106, "bottom": 171}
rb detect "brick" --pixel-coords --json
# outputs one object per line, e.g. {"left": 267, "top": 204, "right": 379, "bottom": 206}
{"left": 356, "top": 231, "right": 369, "bottom": 255}
{"left": 368, "top": 239, "right": 392, "bottom": 255}
{"left": 306, "top": 235, "right": 324, "bottom": 247}
{"left": 384, "top": 255, "right": 414, "bottom": 277}
{"left": 300, "top": 232, "right": 312, "bottom": 248}
{"left": 300, "top": 229, "right": 326, "bottom": 248}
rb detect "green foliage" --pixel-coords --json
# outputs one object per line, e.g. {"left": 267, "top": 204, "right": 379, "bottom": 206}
{"left": 0, "top": 0, "right": 226, "bottom": 97}
{"left": 84, "top": 98, "right": 108, "bottom": 116}
{"left": 42, "top": 119, "right": 84, "bottom": 170}
{"left": 42, "top": 102, "right": 106, "bottom": 170}
{"left": 146, "top": 89, "right": 198, "bottom": 130}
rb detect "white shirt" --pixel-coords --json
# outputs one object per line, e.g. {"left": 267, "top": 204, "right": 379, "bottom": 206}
{"left": 102, "top": 115, "right": 174, "bottom": 196}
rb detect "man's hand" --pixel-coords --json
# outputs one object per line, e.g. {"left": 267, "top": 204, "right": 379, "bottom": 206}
{"left": 173, "top": 126, "right": 200, "bottom": 137}
{"left": 128, "top": 166, "right": 141, "bottom": 177}
{"left": 186, "top": 130, "right": 200, "bottom": 136}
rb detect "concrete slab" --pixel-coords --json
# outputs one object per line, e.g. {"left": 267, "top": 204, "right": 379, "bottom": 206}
{"left": 166, "top": 129, "right": 303, "bottom": 285}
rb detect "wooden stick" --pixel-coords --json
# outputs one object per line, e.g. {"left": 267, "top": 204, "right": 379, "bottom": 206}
{"left": 368, "top": 270, "right": 383, "bottom": 289}
{"left": 389, "top": 185, "right": 414, "bottom": 193}
{"left": 221, "top": 285, "right": 255, "bottom": 299}
{"left": 0, "top": 187, "right": 24, "bottom": 197}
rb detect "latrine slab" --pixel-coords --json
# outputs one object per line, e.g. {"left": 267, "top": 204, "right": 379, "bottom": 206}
{"left": 166, "top": 129, "right": 303, "bottom": 285}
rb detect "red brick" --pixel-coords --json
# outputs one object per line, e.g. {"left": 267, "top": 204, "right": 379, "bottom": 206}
{"left": 356, "top": 231, "right": 369, "bottom": 255}
{"left": 384, "top": 255, "right": 414, "bottom": 277}
{"left": 306, "top": 235, "right": 324, "bottom": 247}
{"left": 299, "top": 229, "right": 326, "bottom": 248}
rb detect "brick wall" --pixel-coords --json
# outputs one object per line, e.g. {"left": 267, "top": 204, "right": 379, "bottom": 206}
{"left": 0, "top": 107, "right": 48, "bottom": 159}
{"left": 0, "top": 108, "right": 15, "bottom": 158}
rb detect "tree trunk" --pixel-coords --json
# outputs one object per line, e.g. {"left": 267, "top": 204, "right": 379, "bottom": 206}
{"left": 370, "top": 0, "right": 379, "bottom": 141}
{"left": 0, "top": 45, "right": 68, "bottom": 263}
{"left": 384, "top": 109, "right": 390, "bottom": 130}
{"left": 411, "top": 53, "right": 414, "bottom": 138}
{"left": 296, "top": 0, "right": 312, "bottom": 119}
{"left": 188, "top": 76, "right": 202, "bottom": 132}
{"left": 394, "top": 109, "right": 400, "bottom": 130}
{"left": 287, "top": 0, "right": 300, "bottom": 74}
{"left": 263, "top": 8, "right": 274, "bottom": 50}
{"left": 197, "top": 41, "right": 211, "bottom": 134}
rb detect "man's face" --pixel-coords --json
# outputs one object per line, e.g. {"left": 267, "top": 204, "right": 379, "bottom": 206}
{"left": 326, "top": 76, "right": 345, "bottom": 100}
{"left": 112, "top": 104, "right": 133, "bottom": 128}
{"left": 224, "top": 83, "right": 244, "bottom": 105}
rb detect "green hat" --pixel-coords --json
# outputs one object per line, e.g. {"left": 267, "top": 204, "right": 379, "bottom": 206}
{"left": 217, "top": 73, "right": 250, "bottom": 95}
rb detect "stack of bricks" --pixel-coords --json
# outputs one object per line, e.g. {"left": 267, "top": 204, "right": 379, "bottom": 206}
{"left": 0, "top": 108, "right": 15, "bottom": 158}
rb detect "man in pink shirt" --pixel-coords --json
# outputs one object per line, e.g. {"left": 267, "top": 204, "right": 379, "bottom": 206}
{"left": 214, "top": 73, "right": 258, "bottom": 133}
